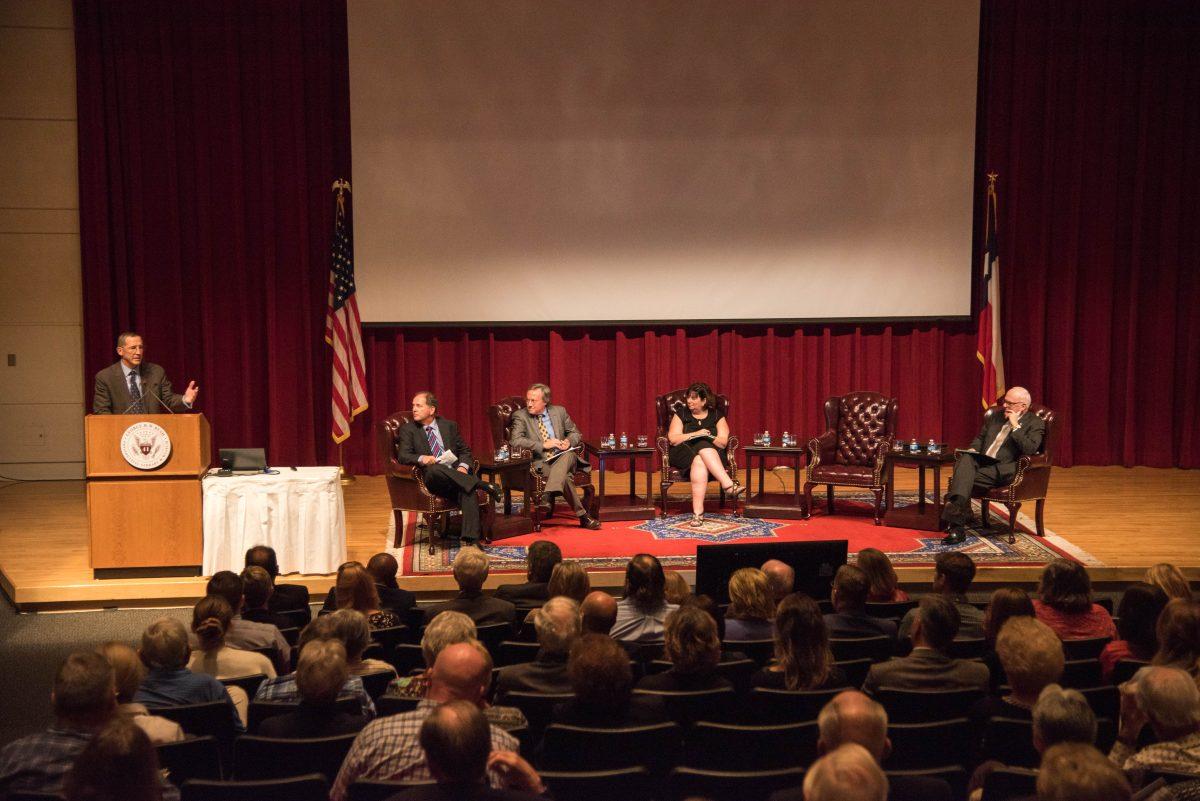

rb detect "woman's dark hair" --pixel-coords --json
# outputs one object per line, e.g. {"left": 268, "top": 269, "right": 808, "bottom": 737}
{"left": 683, "top": 594, "right": 727, "bottom": 641}
{"left": 1153, "top": 599, "right": 1200, "bottom": 672}
{"left": 1038, "top": 559, "right": 1093, "bottom": 614}
{"left": 336, "top": 563, "right": 383, "bottom": 614}
{"left": 856, "top": 548, "right": 901, "bottom": 602}
{"left": 686, "top": 382, "right": 714, "bottom": 410}
{"left": 624, "top": 553, "right": 666, "bottom": 614}
{"left": 773, "top": 593, "right": 834, "bottom": 690}
{"left": 191, "top": 595, "right": 233, "bottom": 652}
{"left": 984, "top": 587, "right": 1036, "bottom": 644}
{"left": 65, "top": 717, "right": 162, "bottom": 801}
{"left": 1116, "top": 583, "right": 1168, "bottom": 658}
{"left": 568, "top": 634, "right": 633, "bottom": 710}
{"left": 664, "top": 605, "right": 721, "bottom": 675}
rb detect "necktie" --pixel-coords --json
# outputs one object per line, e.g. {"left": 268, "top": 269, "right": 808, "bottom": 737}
{"left": 128, "top": 371, "right": 144, "bottom": 413}
{"left": 425, "top": 425, "right": 444, "bottom": 458}
{"left": 537, "top": 415, "right": 551, "bottom": 443}
{"left": 985, "top": 422, "right": 1012, "bottom": 458}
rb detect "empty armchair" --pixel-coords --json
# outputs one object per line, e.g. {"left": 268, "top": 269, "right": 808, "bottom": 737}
{"left": 804, "top": 392, "right": 898, "bottom": 525}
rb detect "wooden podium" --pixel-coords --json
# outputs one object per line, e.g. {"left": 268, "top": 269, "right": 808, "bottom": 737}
{"left": 84, "top": 414, "right": 211, "bottom": 576}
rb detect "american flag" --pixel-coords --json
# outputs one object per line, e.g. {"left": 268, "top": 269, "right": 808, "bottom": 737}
{"left": 326, "top": 180, "right": 368, "bottom": 443}
{"left": 976, "top": 173, "right": 1006, "bottom": 409}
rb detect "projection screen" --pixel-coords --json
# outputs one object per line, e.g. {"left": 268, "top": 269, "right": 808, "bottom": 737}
{"left": 348, "top": 0, "right": 980, "bottom": 324}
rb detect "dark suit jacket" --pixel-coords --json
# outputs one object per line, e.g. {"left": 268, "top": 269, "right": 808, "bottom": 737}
{"left": 385, "top": 785, "right": 544, "bottom": 801}
{"left": 398, "top": 416, "right": 473, "bottom": 470}
{"left": 493, "top": 581, "right": 550, "bottom": 605}
{"left": 508, "top": 405, "right": 590, "bottom": 472}
{"left": 323, "top": 584, "right": 416, "bottom": 615}
{"left": 255, "top": 703, "right": 366, "bottom": 738}
{"left": 240, "top": 607, "right": 293, "bottom": 630}
{"left": 268, "top": 583, "right": 312, "bottom": 621}
{"left": 92, "top": 361, "right": 190, "bottom": 414}
{"left": 967, "top": 410, "right": 1046, "bottom": 482}
{"left": 863, "top": 647, "right": 990, "bottom": 696}
{"left": 769, "top": 773, "right": 951, "bottom": 801}
{"left": 550, "top": 694, "right": 669, "bottom": 728}
{"left": 824, "top": 610, "right": 898, "bottom": 641}
{"left": 424, "top": 591, "right": 516, "bottom": 626}
{"left": 496, "top": 653, "right": 572, "bottom": 697}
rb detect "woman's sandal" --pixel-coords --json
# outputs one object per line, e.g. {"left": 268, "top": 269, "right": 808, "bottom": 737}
{"left": 689, "top": 514, "right": 704, "bottom": 527}
{"left": 726, "top": 480, "right": 746, "bottom": 498}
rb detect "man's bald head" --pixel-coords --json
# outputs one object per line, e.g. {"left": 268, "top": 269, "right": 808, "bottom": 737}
{"left": 760, "top": 559, "right": 795, "bottom": 602}
{"left": 427, "top": 641, "right": 493, "bottom": 706}
{"left": 580, "top": 591, "right": 618, "bottom": 635}
{"left": 1004, "top": 386, "right": 1032, "bottom": 407}
{"left": 817, "top": 690, "right": 891, "bottom": 762}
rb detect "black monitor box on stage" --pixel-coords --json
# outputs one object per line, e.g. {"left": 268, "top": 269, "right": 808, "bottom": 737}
{"left": 695, "top": 540, "right": 849, "bottom": 604}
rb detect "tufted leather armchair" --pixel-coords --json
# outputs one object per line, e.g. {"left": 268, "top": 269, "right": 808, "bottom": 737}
{"left": 377, "top": 410, "right": 494, "bottom": 553}
{"left": 968, "top": 401, "right": 1056, "bottom": 543}
{"left": 655, "top": 388, "right": 741, "bottom": 517}
{"left": 486, "top": 395, "right": 597, "bottom": 530}
{"left": 804, "top": 392, "right": 898, "bottom": 525}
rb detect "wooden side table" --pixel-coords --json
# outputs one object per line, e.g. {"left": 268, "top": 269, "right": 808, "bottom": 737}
{"left": 584, "top": 440, "right": 656, "bottom": 522}
{"left": 476, "top": 452, "right": 536, "bottom": 540}
{"left": 744, "top": 444, "right": 808, "bottom": 519}
{"left": 884, "top": 448, "right": 956, "bottom": 531}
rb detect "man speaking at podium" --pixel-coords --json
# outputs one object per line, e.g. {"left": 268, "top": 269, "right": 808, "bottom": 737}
{"left": 92, "top": 331, "right": 199, "bottom": 414}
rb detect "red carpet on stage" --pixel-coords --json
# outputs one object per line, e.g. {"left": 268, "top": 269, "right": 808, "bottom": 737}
{"left": 398, "top": 491, "right": 1096, "bottom": 576}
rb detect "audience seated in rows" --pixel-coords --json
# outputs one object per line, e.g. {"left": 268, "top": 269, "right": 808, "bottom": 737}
{"left": 761, "top": 558, "right": 796, "bottom": 604}
{"left": 331, "top": 642, "right": 520, "bottom": 801}
{"left": 1152, "top": 599, "right": 1200, "bottom": 681}
{"left": 546, "top": 560, "right": 590, "bottom": 603}
{"left": 245, "top": 544, "right": 312, "bottom": 622}
{"left": 684, "top": 593, "right": 730, "bottom": 642}
{"left": 257, "top": 639, "right": 368, "bottom": 738}
{"left": 1145, "top": 563, "right": 1194, "bottom": 602}
{"left": 551, "top": 634, "right": 667, "bottom": 727}
{"left": 637, "top": 604, "right": 732, "bottom": 693}
{"left": 96, "top": 642, "right": 183, "bottom": 745}
{"left": 754, "top": 592, "right": 847, "bottom": 690}
{"left": 253, "top": 616, "right": 375, "bottom": 719}
{"left": 1101, "top": 583, "right": 1169, "bottom": 681}
{"left": 202, "top": 569, "right": 290, "bottom": 673}
{"left": 663, "top": 568, "right": 692, "bottom": 606}
{"left": 323, "top": 553, "right": 417, "bottom": 614}
{"left": 971, "top": 617, "right": 1065, "bottom": 727}
{"left": 580, "top": 590, "right": 618, "bottom": 635}
{"left": 858, "top": 548, "right": 911, "bottom": 603}
{"left": 865, "top": 595, "right": 989, "bottom": 695}
{"left": 494, "top": 540, "right": 560, "bottom": 605}
{"left": 898, "top": 551, "right": 986, "bottom": 641}
{"left": 63, "top": 716, "right": 170, "bottom": 801}
{"left": 1041, "top": 742, "right": 1132, "bottom": 801}
{"left": 981, "top": 587, "right": 1037, "bottom": 687}
{"left": 388, "top": 610, "right": 477, "bottom": 699}
{"left": 825, "top": 564, "right": 898, "bottom": 640}
{"left": 424, "top": 548, "right": 517, "bottom": 626}
{"left": 186, "top": 595, "right": 276, "bottom": 725}
{"left": 136, "top": 617, "right": 244, "bottom": 732}
{"left": 610, "top": 553, "right": 678, "bottom": 642}
{"left": 496, "top": 597, "right": 579, "bottom": 697}
{"left": 338, "top": 562, "right": 405, "bottom": 629}
{"left": 324, "top": 609, "right": 398, "bottom": 678}
{"left": 725, "top": 567, "right": 777, "bottom": 640}
{"left": 1110, "top": 666, "right": 1200, "bottom": 780}
{"left": 1033, "top": 559, "right": 1118, "bottom": 641}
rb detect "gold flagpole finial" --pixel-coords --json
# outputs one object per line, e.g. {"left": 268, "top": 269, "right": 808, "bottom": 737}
{"left": 986, "top": 172, "right": 998, "bottom": 187}
{"left": 332, "top": 178, "right": 351, "bottom": 217}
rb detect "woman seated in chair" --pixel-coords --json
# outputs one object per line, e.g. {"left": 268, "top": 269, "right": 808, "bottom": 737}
{"left": 752, "top": 593, "right": 847, "bottom": 691}
{"left": 323, "top": 609, "right": 398, "bottom": 679}
{"left": 724, "top": 567, "right": 776, "bottom": 640}
{"left": 1099, "top": 583, "right": 1167, "bottom": 682}
{"left": 857, "top": 548, "right": 910, "bottom": 603}
{"left": 1032, "top": 560, "right": 1116, "bottom": 641}
{"left": 637, "top": 606, "right": 733, "bottom": 693}
{"left": 336, "top": 563, "right": 403, "bottom": 629}
{"left": 187, "top": 595, "right": 277, "bottom": 727}
{"left": 666, "top": 381, "right": 743, "bottom": 526}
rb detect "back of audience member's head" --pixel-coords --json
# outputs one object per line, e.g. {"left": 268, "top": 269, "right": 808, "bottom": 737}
{"left": 422, "top": 611, "right": 477, "bottom": 668}
{"left": 205, "top": 570, "right": 244, "bottom": 612}
{"left": 1038, "top": 559, "right": 1093, "bottom": 614}
{"left": 1144, "top": 563, "right": 1193, "bottom": 602}
{"left": 1036, "top": 742, "right": 1131, "bottom": 801}
{"left": 429, "top": 641, "right": 493, "bottom": 705}
{"left": 997, "top": 617, "right": 1065, "bottom": 700}
{"left": 366, "top": 552, "right": 400, "bottom": 588}
{"left": 856, "top": 548, "right": 901, "bottom": 602}
{"left": 191, "top": 595, "right": 233, "bottom": 653}
{"left": 1116, "top": 582, "right": 1168, "bottom": 658}
{"left": 984, "top": 587, "right": 1036, "bottom": 644}
{"left": 580, "top": 591, "right": 618, "bottom": 635}
{"left": 1033, "top": 685, "right": 1097, "bottom": 752}
{"left": 913, "top": 595, "right": 960, "bottom": 652}
{"left": 96, "top": 642, "right": 145, "bottom": 705}
{"left": 664, "top": 605, "right": 721, "bottom": 675}
{"left": 533, "top": 596, "right": 581, "bottom": 657}
{"left": 1153, "top": 598, "right": 1200, "bottom": 672}
{"left": 526, "top": 540, "right": 563, "bottom": 584}
{"left": 569, "top": 633, "right": 633, "bottom": 710}
{"left": 548, "top": 560, "right": 590, "bottom": 603}
{"left": 682, "top": 594, "right": 727, "bottom": 642}
{"left": 624, "top": 554, "right": 667, "bottom": 613}
{"left": 831, "top": 564, "right": 870, "bottom": 611}
{"left": 727, "top": 567, "right": 775, "bottom": 620}
{"left": 244, "top": 545, "right": 280, "bottom": 580}
{"left": 663, "top": 569, "right": 692, "bottom": 606}
{"left": 54, "top": 651, "right": 117, "bottom": 726}
{"left": 452, "top": 547, "right": 490, "bottom": 593}
{"left": 774, "top": 593, "right": 836, "bottom": 691}
{"left": 760, "top": 559, "right": 795, "bottom": 603}
{"left": 64, "top": 717, "right": 161, "bottom": 801}
{"left": 240, "top": 565, "right": 273, "bottom": 610}
{"left": 934, "top": 551, "right": 976, "bottom": 595}
{"left": 336, "top": 563, "right": 382, "bottom": 613}
{"left": 803, "top": 742, "right": 889, "bottom": 801}
{"left": 295, "top": 639, "right": 348, "bottom": 706}
{"left": 420, "top": 700, "right": 491, "bottom": 786}
{"left": 1135, "top": 665, "right": 1200, "bottom": 736}
{"left": 324, "top": 608, "right": 372, "bottom": 662}
{"left": 139, "top": 617, "right": 190, "bottom": 671}
{"left": 297, "top": 614, "right": 335, "bottom": 655}
{"left": 817, "top": 691, "right": 890, "bottom": 762}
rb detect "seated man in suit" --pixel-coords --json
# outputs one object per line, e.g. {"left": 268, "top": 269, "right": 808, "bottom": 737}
{"left": 863, "top": 595, "right": 989, "bottom": 696}
{"left": 424, "top": 547, "right": 517, "bottom": 626}
{"left": 244, "top": 545, "right": 310, "bottom": 623}
{"left": 897, "top": 552, "right": 985, "bottom": 642}
{"left": 824, "top": 564, "right": 898, "bottom": 641}
{"left": 495, "top": 597, "right": 579, "bottom": 698}
{"left": 942, "top": 386, "right": 1046, "bottom": 544}
{"left": 508, "top": 383, "right": 601, "bottom": 530}
{"left": 92, "top": 331, "right": 198, "bottom": 414}
{"left": 398, "top": 391, "right": 501, "bottom": 546}
{"left": 239, "top": 565, "right": 293, "bottom": 630}
{"left": 494, "top": 540, "right": 561, "bottom": 604}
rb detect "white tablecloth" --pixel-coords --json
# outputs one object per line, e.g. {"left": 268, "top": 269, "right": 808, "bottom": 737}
{"left": 202, "top": 466, "right": 346, "bottom": 575}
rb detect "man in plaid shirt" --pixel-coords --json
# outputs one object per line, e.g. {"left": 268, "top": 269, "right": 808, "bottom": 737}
{"left": 1109, "top": 666, "right": 1200, "bottom": 780}
{"left": 254, "top": 669, "right": 376, "bottom": 719}
{"left": 331, "top": 641, "right": 522, "bottom": 801}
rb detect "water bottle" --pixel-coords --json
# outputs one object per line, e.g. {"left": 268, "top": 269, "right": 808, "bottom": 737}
{"left": 763, "top": 430, "right": 772, "bottom": 446}
{"left": 909, "top": 438, "right": 919, "bottom": 453}
{"left": 619, "top": 432, "right": 628, "bottom": 449}
{"left": 607, "top": 433, "right": 615, "bottom": 449}
{"left": 782, "top": 431, "right": 791, "bottom": 447}
{"left": 497, "top": 443, "right": 509, "bottom": 461}
{"left": 927, "top": 438, "right": 938, "bottom": 454}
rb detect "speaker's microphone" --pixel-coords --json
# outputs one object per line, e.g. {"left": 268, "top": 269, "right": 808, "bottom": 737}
{"left": 146, "top": 386, "right": 176, "bottom": 414}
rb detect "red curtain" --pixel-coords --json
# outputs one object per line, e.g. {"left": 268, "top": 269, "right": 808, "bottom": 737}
{"left": 75, "top": 0, "right": 1200, "bottom": 473}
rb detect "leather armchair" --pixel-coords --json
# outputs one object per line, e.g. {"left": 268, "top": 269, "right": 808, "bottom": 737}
{"left": 377, "top": 410, "right": 493, "bottom": 553}
{"left": 654, "top": 389, "right": 741, "bottom": 517}
{"left": 970, "top": 401, "right": 1056, "bottom": 543}
{"left": 804, "top": 392, "right": 898, "bottom": 525}
{"left": 486, "top": 396, "right": 597, "bottom": 531}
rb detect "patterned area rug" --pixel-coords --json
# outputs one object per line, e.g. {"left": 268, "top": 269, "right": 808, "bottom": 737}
{"left": 395, "top": 490, "right": 1099, "bottom": 576}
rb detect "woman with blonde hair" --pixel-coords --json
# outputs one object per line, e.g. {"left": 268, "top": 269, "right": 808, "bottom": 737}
{"left": 725, "top": 567, "right": 776, "bottom": 640}
{"left": 856, "top": 548, "right": 909, "bottom": 603}
{"left": 753, "top": 593, "right": 846, "bottom": 691}
{"left": 1145, "top": 563, "right": 1193, "bottom": 601}
{"left": 637, "top": 605, "right": 731, "bottom": 693}
{"left": 96, "top": 642, "right": 183, "bottom": 745}
{"left": 663, "top": 569, "right": 692, "bottom": 606}
{"left": 336, "top": 562, "right": 402, "bottom": 629}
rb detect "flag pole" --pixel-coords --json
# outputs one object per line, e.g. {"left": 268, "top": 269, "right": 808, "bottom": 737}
{"left": 338, "top": 442, "right": 354, "bottom": 485}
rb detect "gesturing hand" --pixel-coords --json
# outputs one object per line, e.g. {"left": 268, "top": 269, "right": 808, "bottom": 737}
{"left": 183, "top": 381, "right": 199, "bottom": 405}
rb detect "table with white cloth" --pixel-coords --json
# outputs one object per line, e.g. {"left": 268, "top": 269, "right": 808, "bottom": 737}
{"left": 202, "top": 466, "right": 347, "bottom": 575}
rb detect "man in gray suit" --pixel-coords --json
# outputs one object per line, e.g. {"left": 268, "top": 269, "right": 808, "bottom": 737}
{"left": 862, "top": 595, "right": 989, "bottom": 696}
{"left": 509, "top": 383, "right": 600, "bottom": 530}
{"left": 92, "top": 331, "right": 198, "bottom": 414}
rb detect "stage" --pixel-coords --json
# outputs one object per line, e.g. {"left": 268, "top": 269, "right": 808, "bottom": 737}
{"left": 1, "top": 466, "right": 1197, "bottom": 611}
